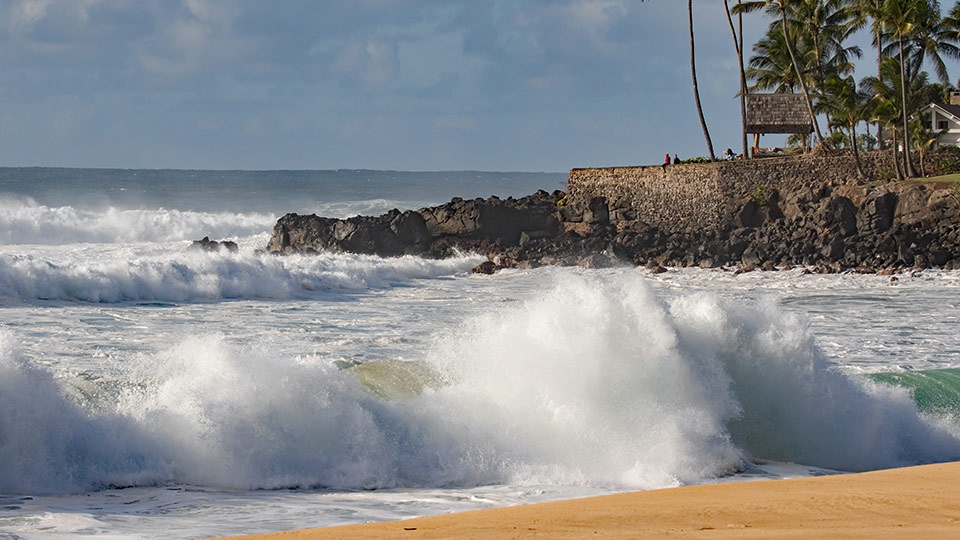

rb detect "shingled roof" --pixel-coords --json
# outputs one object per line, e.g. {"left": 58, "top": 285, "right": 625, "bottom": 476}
{"left": 746, "top": 93, "right": 813, "bottom": 134}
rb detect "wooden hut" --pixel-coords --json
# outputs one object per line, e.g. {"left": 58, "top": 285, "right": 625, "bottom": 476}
{"left": 745, "top": 94, "right": 812, "bottom": 156}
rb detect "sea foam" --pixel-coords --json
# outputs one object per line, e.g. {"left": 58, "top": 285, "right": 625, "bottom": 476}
{"left": 0, "top": 197, "right": 276, "bottom": 245}
{"left": 1, "top": 273, "right": 958, "bottom": 495}
{"left": 0, "top": 248, "right": 483, "bottom": 302}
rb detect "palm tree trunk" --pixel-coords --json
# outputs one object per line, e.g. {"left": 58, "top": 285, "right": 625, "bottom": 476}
{"left": 898, "top": 34, "right": 916, "bottom": 177}
{"left": 725, "top": 0, "right": 749, "bottom": 159}
{"left": 875, "top": 26, "right": 885, "bottom": 149}
{"left": 778, "top": 7, "right": 827, "bottom": 148}
{"left": 850, "top": 124, "right": 865, "bottom": 179}
{"left": 892, "top": 129, "right": 904, "bottom": 181}
{"left": 690, "top": 0, "right": 716, "bottom": 160}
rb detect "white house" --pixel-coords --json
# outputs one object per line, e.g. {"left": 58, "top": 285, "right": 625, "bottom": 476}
{"left": 919, "top": 101, "right": 960, "bottom": 147}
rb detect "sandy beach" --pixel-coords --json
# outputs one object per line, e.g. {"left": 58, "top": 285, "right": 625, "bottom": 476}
{"left": 217, "top": 461, "right": 960, "bottom": 539}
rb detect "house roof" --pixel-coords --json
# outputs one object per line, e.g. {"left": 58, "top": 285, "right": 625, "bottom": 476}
{"left": 925, "top": 102, "right": 960, "bottom": 121}
{"left": 745, "top": 93, "right": 813, "bottom": 134}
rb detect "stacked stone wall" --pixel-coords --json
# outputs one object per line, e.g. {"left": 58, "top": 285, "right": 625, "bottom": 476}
{"left": 566, "top": 164, "right": 724, "bottom": 231}
{"left": 567, "top": 151, "right": 917, "bottom": 233}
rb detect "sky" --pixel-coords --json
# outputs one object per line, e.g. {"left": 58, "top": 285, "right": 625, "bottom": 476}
{"left": 0, "top": 0, "right": 909, "bottom": 172}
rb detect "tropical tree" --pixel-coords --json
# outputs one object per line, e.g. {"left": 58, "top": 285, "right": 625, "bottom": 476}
{"left": 862, "top": 57, "right": 908, "bottom": 179}
{"left": 880, "top": 0, "right": 928, "bottom": 177}
{"left": 639, "top": 0, "right": 715, "bottom": 160}
{"left": 735, "top": 0, "right": 829, "bottom": 148}
{"left": 850, "top": 0, "right": 889, "bottom": 146}
{"left": 725, "top": 0, "right": 750, "bottom": 159}
{"left": 688, "top": 0, "right": 716, "bottom": 161}
{"left": 819, "top": 74, "right": 869, "bottom": 177}
{"left": 908, "top": 75, "right": 947, "bottom": 175}
{"left": 862, "top": 55, "right": 935, "bottom": 179}
{"left": 746, "top": 24, "right": 803, "bottom": 93}
{"left": 911, "top": 113, "right": 939, "bottom": 175}
{"left": 894, "top": 0, "right": 960, "bottom": 84}
{"left": 787, "top": 0, "right": 863, "bottom": 134}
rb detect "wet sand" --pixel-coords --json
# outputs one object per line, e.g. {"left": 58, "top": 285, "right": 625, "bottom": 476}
{"left": 217, "top": 461, "right": 960, "bottom": 539}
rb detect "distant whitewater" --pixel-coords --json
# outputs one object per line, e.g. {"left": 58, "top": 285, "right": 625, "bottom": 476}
{"left": 1, "top": 167, "right": 959, "bottom": 539}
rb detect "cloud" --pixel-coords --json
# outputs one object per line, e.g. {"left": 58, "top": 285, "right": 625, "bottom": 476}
{"left": 563, "top": 0, "right": 629, "bottom": 45}
{"left": 0, "top": 0, "right": 803, "bottom": 170}
{"left": 9, "top": 0, "right": 52, "bottom": 29}
{"left": 135, "top": 0, "right": 257, "bottom": 80}
{"left": 330, "top": 35, "right": 400, "bottom": 89}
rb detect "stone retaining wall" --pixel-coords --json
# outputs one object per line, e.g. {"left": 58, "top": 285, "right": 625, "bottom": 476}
{"left": 566, "top": 151, "right": 928, "bottom": 232}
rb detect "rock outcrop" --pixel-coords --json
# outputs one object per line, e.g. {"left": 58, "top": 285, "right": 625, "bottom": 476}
{"left": 191, "top": 236, "right": 239, "bottom": 252}
{"left": 267, "top": 190, "right": 563, "bottom": 261}
{"left": 266, "top": 180, "right": 960, "bottom": 274}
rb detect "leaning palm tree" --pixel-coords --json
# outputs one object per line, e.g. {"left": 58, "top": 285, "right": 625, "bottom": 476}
{"left": 639, "top": 0, "right": 715, "bottom": 160}
{"left": 786, "top": 0, "right": 863, "bottom": 135}
{"left": 746, "top": 23, "right": 810, "bottom": 151}
{"left": 688, "top": 0, "right": 716, "bottom": 160}
{"left": 735, "top": 0, "right": 829, "bottom": 148}
{"left": 725, "top": 0, "right": 750, "bottom": 159}
{"left": 850, "top": 0, "right": 889, "bottom": 146}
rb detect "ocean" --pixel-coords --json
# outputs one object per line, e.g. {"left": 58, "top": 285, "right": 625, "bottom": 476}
{"left": 1, "top": 167, "right": 959, "bottom": 539}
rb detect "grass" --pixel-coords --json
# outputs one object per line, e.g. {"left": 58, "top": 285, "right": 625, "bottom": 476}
{"left": 914, "top": 173, "right": 960, "bottom": 184}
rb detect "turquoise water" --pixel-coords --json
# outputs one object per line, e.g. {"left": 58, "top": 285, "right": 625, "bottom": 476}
{"left": 871, "top": 368, "right": 960, "bottom": 416}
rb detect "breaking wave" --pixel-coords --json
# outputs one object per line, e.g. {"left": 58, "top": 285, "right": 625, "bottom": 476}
{"left": 2, "top": 274, "right": 958, "bottom": 495}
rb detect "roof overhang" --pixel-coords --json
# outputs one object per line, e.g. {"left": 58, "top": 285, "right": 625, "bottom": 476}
{"left": 745, "top": 93, "right": 813, "bottom": 134}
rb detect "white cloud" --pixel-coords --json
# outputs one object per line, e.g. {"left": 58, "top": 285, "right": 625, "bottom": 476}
{"left": 331, "top": 36, "right": 399, "bottom": 89}
{"left": 8, "top": 0, "right": 56, "bottom": 30}
{"left": 564, "top": 0, "right": 627, "bottom": 39}
{"left": 135, "top": 0, "right": 255, "bottom": 79}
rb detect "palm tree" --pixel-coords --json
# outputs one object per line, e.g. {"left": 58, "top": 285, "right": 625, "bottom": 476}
{"left": 819, "top": 74, "right": 869, "bottom": 178}
{"left": 725, "top": 0, "right": 750, "bottom": 159}
{"left": 862, "top": 57, "right": 907, "bottom": 179}
{"left": 639, "top": 0, "right": 716, "bottom": 160}
{"left": 787, "top": 0, "right": 863, "bottom": 135}
{"left": 688, "top": 0, "right": 716, "bottom": 161}
{"left": 736, "top": 0, "right": 829, "bottom": 148}
{"left": 862, "top": 55, "right": 932, "bottom": 179}
{"left": 851, "top": 0, "right": 889, "bottom": 147}
{"left": 907, "top": 75, "right": 946, "bottom": 175}
{"left": 747, "top": 25, "right": 804, "bottom": 93}
{"left": 880, "top": 0, "right": 927, "bottom": 178}
{"left": 896, "top": 0, "right": 960, "bottom": 84}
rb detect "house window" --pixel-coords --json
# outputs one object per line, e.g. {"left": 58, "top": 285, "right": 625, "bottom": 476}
{"left": 938, "top": 120, "right": 949, "bottom": 130}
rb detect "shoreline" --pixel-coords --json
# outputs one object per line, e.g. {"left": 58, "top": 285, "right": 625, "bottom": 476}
{"left": 215, "top": 461, "right": 960, "bottom": 539}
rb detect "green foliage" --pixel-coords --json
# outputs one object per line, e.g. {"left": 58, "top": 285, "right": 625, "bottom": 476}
{"left": 857, "top": 132, "right": 878, "bottom": 152}
{"left": 678, "top": 156, "right": 711, "bottom": 164}
{"left": 940, "top": 158, "right": 959, "bottom": 174}
{"left": 825, "top": 130, "right": 849, "bottom": 149}
{"left": 751, "top": 184, "right": 769, "bottom": 206}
